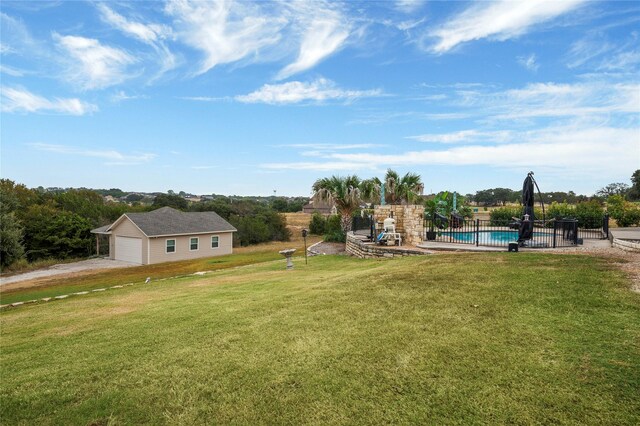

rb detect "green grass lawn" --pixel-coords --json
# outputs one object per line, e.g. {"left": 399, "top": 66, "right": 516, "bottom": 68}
{"left": 0, "top": 238, "right": 320, "bottom": 305}
{"left": 1, "top": 253, "right": 639, "bottom": 425}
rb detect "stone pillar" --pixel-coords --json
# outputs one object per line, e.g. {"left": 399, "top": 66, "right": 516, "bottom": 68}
{"left": 373, "top": 204, "right": 424, "bottom": 245}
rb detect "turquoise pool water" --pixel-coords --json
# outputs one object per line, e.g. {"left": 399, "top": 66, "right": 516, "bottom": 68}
{"left": 443, "top": 230, "right": 552, "bottom": 244}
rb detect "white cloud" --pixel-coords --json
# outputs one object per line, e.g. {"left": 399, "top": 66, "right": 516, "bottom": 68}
{"left": 97, "top": 4, "right": 172, "bottom": 44}
{"left": 281, "top": 143, "right": 383, "bottom": 150}
{"left": 408, "top": 130, "right": 513, "bottom": 144}
{"left": 517, "top": 53, "right": 539, "bottom": 71}
{"left": 53, "top": 33, "right": 136, "bottom": 90}
{"left": 0, "top": 64, "right": 27, "bottom": 77}
{"left": 97, "top": 4, "right": 177, "bottom": 79}
{"left": 566, "top": 37, "right": 613, "bottom": 69}
{"left": 235, "top": 78, "right": 382, "bottom": 105}
{"left": 442, "top": 81, "right": 640, "bottom": 122}
{"left": 597, "top": 49, "right": 640, "bottom": 71}
{"left": 111, "top": 91, "right": 147, "bottom": 103}
{"left": 1, "top": 87, "right": 97, "bottom": 115}
{"left": 165, "top": 0, "right": 284, "bottom": 75}
{"left": 263, "top": 125, "right": 638, "bottom": 177}
{"left": 428, "top": 0, "right": 585, "bottom": 53}
{"left": 276, "top": 2, "right": 351, "bottom": 80}
{"left": 330, "top": 126, "right": 639, "bottom": 172}
{"left": 29, "top": 143, "right": 155, "bottom": 165}
{"left": 261, "top": 161, "right": 377, "bottom": 172}
{"left": 395, "top": 0, "right": 426, "bottom": 14}
{"left": 491, "top": 82, "right": 640, "bottom": 120}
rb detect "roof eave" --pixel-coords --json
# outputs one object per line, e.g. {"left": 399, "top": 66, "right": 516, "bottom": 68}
{"left": 147, "top": 229, "right": 237, "bottom": 238}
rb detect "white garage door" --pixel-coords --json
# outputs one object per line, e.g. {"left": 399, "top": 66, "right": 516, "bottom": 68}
{"left": 115, "top": 236, "right": 142, "bottom": 264}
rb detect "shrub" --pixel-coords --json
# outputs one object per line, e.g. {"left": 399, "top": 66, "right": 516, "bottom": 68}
{"left": 607, "top": 195, "right": 640, "bottom": 227}
{"left": 547, "top": 202, "right": 575, "bottom": 220}
{"left": 323, "top": 214, "right": 345, "bottom": 242}
{"left": 489, "top": 207, "right": 522, "bottom": 225}
{"left": 575, "top": 201, "right": 605, "bottom": 228}
{"left": 309, "top": 213, "right": 326, "bottom": 235}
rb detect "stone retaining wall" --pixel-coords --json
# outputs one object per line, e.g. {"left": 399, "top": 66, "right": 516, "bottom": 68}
{"left": 346, "top": 233, "right": 428, "bottom": 259}
{"left": 613, "top": 238, "right": 640, "bottom": 252}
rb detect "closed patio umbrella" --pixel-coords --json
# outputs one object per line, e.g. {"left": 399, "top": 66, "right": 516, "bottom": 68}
{"left": 518, "top": 172, "right": 535, "bottom": 243}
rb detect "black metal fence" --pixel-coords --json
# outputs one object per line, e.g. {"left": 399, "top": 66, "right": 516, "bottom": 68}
{"left": 424, "top": 214, "right": 609, "bottom": 249}
{"left": 352, "top": 215, "right": 375, "bottom": 239}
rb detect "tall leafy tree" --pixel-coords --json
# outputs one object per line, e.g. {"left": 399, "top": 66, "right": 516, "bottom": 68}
{"left": 628, "top": 169, "right": 640, "bottom": 201}
{"left": 596, "top": 182, "right": 629, "bottom": 199}
{"left": 0, "top": 182, "right": 25, "bottom": 267}
{"left": 312, "top": 175, "right": 362, "bottom": 234}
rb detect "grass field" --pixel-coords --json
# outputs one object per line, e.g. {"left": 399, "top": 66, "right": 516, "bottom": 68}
{"left": 1, "top": 252, "right": 639, "bottom": 424}
{"left": 0, "top": 236, "right": 320, "bottom": 305}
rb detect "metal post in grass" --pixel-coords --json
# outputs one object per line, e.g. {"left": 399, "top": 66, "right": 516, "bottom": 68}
{"left": 553, "top": 220, "right": 557, "bottom": 248}
{"left": 475, "top": 219, "right": 479, "bottom": 247}
{"left": 302, "top": 229, "right": 308, "bottom": 265}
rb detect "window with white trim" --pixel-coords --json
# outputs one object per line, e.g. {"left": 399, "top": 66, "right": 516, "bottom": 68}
{"left": 166, "top": 239, "right": 176, "bottom": 253}
{"left": 190, "top": 237, "right": 199, "bottom": 251}
{"left": 211, "top": 236, "right": 219, "bottom": 248}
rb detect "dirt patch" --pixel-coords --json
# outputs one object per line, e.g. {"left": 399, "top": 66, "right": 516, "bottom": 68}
{"left": 310, "top": 242, "right": 346, "bottom": 255}
{"left": 0, "top": 258, "right": 137, "bottom": 287}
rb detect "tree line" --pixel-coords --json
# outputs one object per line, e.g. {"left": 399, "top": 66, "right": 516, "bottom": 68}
{"left": 0, "top": 180, "right": 291, "bottom": 269}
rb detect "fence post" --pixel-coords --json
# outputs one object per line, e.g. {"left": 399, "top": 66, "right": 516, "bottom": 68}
{"left": 553, "top": 220, "right": 557, "bottom": 248}
{"left": 475, "top": 219, "right": 479, "bottom": 247}
{"left": 603, "top": 214, "right": 609, "bottom": 239}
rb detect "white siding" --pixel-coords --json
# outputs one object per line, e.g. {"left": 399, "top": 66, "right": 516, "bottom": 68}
{"left": 110, "top": 216, "right": 148, "bottom": 264}
{"left": 147, "top": 232, "right": 233, "bottom": 264}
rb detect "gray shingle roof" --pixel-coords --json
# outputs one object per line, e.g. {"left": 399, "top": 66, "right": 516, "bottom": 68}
{"left": 90, "top": 225, "right": 111, "bottom": 234}
{"left": 111, "top": 207, "right": 236, "bottom": 237}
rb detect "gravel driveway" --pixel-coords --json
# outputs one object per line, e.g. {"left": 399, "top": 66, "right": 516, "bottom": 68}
{"left": 0, "top": 258, "right": 137, "bottom": 286}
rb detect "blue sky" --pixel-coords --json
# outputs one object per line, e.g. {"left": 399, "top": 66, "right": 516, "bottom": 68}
{"left": 1, "top": 0, "right": 639, "bottom": 196}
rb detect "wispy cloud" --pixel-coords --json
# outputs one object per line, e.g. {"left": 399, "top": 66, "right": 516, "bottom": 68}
{"left": 566, "top": 36, "right": 613, "bottom": 69}
{"left": 394, "top": 0, "right": 426, "bottom": 14}
{"left": 235, "top": 78, "right": 382, "bottom": 105}
{"left": 97, "top": 4, "right": 176, "bottom": 80}
{"left": 261, "top": 161, "right": 378, "bottom": 172}
{"left": 178, "top": 96, "right": 230, "bottom": 102}
{"left": 407, "top": 130, "right": 513, "bottom": 144}
{"left": 280, "top": 143, "right": 383, "bottom": 150}
{"left": 427, "top": 0, "right": 586, "bottom": 53}
{"left": 165, "top": 0, "right": 284, "bottom": 76}
{"left": 97, "top": 4, "right": 172, "bottom": 44}
{"left": 0, "top": 64, "right": 28, "bottom": 77}
{"left": 488, "top": 81, "right": 639, "bottom": 120}
{"left": 331, "top": 126, "right": 638, "bottom": 173}
{"left": 111, "top": 90, "right": 147, "bottom": 103}
{"left": 1, "top": 87, "right": 97, "bottom": 115}
{"left": 53, "top": 33, "right": 136, "bottom": 90}
{"left": 517, "top": 53, "right": 539, "bottom": 72}
{"left": 276, "top": 2, "right": 350, "bottom": 80}
{"left": 29, "top": 143, "right": 155, "bottom": 165}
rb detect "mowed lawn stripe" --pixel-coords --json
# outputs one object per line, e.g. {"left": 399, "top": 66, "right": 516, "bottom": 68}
{"left": 0, "top": 237, "right": 320, "bottom": 305}
{"left": 1, "top": 254, "right": 639, "bottom": 425}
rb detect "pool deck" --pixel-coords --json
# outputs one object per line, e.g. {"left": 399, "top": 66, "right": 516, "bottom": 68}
{"left": 609, "top": 228, "right": 640, "bottom": 242}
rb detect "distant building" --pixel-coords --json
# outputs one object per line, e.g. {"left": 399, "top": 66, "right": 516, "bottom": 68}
{"left": 302, "top": 200, "right": 337, "bottom": 215}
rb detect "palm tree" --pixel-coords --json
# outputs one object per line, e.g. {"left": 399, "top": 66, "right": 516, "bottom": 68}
{"left": 312, "top": 175, "right": 362, "bottom": 235}
{"left": 361, "top": 170, "right": 424, "bottom": 205}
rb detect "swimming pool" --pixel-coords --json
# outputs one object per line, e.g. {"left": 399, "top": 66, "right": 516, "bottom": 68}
{"left": 441, "top": 230, "right": 555, "bottom": 245}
